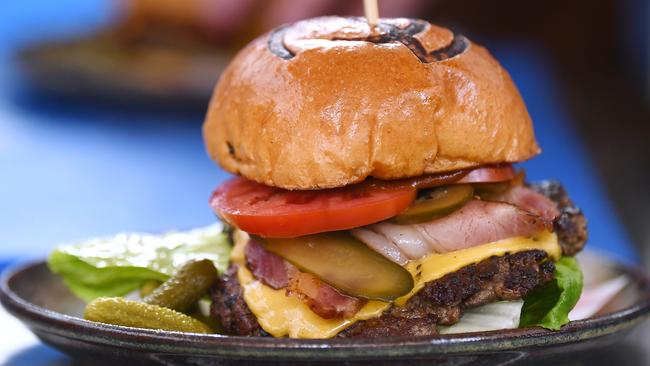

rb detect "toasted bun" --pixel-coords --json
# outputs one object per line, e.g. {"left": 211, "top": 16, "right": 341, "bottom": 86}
{"left": 203, "top": 17, "right": 539, "bottom": 190}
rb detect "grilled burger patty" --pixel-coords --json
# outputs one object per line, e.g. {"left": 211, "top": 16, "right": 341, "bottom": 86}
{"left": 210, "top": 181, "right": 587, "bottom": 337}
{"left": 211, "top": 265, "right": 270, "bottom": 337}
{"left": 212, "top": 250, "right": 553, "bottom": 337}
{"left": 530, "top": 181, "right": 587, "bottom": 256}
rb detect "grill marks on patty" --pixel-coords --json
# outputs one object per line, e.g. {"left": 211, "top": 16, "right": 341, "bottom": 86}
{"left": 211, "top": 265, "right": 268, "bottom": 337}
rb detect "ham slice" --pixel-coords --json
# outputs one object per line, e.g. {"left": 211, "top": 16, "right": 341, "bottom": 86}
{"left": 365, "top": 222, "right": 432, "bottom": 260}
{"left": 416, "top": 199, "right": 551, "bottom": 252}
{"left": 353, "top": 185, "right": 560, "bottom": 263}
{"left": 350, "top": 228, "right": 409, "bottom": 266}
{"left": 245, "top": 240, "right": 365, "bottom": 319}
{"left": 485, "top": 185, "right": 560, "bottom": 221}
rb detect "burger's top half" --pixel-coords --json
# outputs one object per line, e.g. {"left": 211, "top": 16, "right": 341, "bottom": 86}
{"left": 203, "top": 17, "right": 588, "bottom": 338}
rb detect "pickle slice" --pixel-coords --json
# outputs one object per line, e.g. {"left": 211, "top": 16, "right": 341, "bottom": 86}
{"left": 84, "top": 297, "right": 212, "bottom": 333}
{"left": 144, "top": 259, "right": 218, "bottom": 312}
{"left": 262, "top": 232, "right": 414, "bottom": 301}
{"left": 472, "top": 181, "right": 511, "bottom": 197}
{"left": 392, "top": 184, "right": 474, "bottom": 224}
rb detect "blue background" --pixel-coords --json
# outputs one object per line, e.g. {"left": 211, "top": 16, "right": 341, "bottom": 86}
{"left": 0, "top": 1, "right": 637, "bottom": 271}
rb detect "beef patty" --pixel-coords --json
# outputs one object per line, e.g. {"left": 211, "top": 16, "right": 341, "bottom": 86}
{"left": 210, "top": 181, "right": 587, "bottom": 337}
{"left": 530, "top": 180, "right": 587, "bottom": 256}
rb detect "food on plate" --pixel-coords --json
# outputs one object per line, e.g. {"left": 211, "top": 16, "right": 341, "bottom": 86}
{"left": 143, "top": 259, "right": 219, "bottom": 312}
{"left": 48, "top": 226, "right": 231, "bottom": 330}
{"left": 48, "top": 225, "right": 230, "bottom": 302}
{"left": 18, "top": 0, "right": 234, "bottom": 107}
{"left": 260, "top": 233, "right": 415, "bottom": 301}
{"left": 49, "top": 16, "right": 588, "bottom": 338}
{"left": 391, "top": 184, "right": 474, "bottom": 224}
{"left": 204, "top": 16, "right": 587, "bottom": 338}
{"left": 84, "top": 297, "right": 212, "bottom": 333}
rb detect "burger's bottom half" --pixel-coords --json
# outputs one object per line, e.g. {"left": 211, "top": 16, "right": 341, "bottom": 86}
{"left": 209, "top": 178, "right": 587, "bottom": 339}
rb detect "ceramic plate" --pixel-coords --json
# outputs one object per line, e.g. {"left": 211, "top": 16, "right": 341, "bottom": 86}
{"left": 1, "top": 253, "right": 649, "bottom": 366}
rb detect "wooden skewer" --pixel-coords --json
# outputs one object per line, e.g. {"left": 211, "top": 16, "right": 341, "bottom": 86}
{"left": 363, "top": 0, "right": 379, "bottom": 27}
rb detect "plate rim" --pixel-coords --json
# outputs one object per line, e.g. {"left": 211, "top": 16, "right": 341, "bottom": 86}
{"left": 2, "top": 259, "right": 650, "bottom": 360}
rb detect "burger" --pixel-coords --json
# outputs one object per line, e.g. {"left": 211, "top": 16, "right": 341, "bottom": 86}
{"left": 204, "top": 16, "right": 587, "bottom": 338}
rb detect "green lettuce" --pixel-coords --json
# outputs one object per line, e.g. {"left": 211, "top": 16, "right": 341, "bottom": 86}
{"left": 519, "top": 256, "right": 583, "bottom": 330}
{"left": 47, "top": 224, "right": 231, "bottom": 302}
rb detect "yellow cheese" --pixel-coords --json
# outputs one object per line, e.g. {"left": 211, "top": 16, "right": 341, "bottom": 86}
{"left": 395, "top": 230, "right": 561, "bottom": 306}
{"left": 237, "top": 266, "right": 390, "bottom": 338}
{"left": 232, "top": 230, "right": 561, "bottom": 338}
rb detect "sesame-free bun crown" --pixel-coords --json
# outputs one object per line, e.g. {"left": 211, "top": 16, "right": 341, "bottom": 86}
{"left": 203, "top": 16, "right": 539, "bottom": 190}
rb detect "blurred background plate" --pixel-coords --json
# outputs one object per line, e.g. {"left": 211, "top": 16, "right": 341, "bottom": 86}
{"left": 17, "top": 32, "right": 230, "bottom": 110}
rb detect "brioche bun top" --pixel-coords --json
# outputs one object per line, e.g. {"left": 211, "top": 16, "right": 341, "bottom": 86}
{"left": 203, "top": 16, "right": 539, "bottom": 190}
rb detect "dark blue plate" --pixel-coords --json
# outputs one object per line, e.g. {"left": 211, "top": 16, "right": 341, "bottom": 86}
{"left": 1, "top": 254, "right": 649, "bottom": 366}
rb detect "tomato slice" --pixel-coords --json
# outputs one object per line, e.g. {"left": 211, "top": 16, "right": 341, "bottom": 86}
{"left": 210, "top": 177, "right": 416, "bottom": 238}
{"left": 456, "top": 164, "right": 515, "bottom": 184}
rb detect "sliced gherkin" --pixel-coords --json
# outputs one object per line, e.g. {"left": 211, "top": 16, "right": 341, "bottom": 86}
{"left": 392, "top": 184, "right": 473, "bottom": 224}
{"left": 262, "top": 232, "right": 414, "bottom": 301}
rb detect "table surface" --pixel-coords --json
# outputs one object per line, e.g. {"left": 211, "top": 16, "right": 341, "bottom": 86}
{"left": 0, "top": 1, "right": 645, "bottom": 365}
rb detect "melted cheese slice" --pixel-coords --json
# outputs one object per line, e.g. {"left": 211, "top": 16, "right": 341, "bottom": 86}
{"left": 232, "top": 230, "right": 561, "bottom": 338}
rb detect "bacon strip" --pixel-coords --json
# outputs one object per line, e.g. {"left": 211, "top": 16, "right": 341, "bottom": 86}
{"left": 286, "top": 270, "right": 366, "bottom": 319}
{"left": 245, "top": 240, "right": 365, "bottom": 319}
{"left": 245, "top": 239, "right": 289, "bottom": 289}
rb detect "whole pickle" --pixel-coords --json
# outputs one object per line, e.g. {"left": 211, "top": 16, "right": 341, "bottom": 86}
{"left": 139, "top": 280, "right": 162, "bottom": 298}
{"left": 84, "top": 297, "right": 212, "bottom": 333}
{"left": 144, "top": 259, "right": 218, "bottom": 312}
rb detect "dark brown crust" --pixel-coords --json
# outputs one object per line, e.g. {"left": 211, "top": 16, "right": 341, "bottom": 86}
{"left": 211, "top": 250, "right": 553, "bottom": 337}
{"left": 530, "top": 180, "right": 588, "bottom": 256}
{"left": 210, "top": 265, "right": 267, "bottom": 337}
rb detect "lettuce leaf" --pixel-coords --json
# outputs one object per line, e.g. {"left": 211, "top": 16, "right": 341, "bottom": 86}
{"left": 47, "top": 224, "right": 230, "bottom": 302}
{"left": 519, "top": 256, "right": 583, "bottom": 330}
